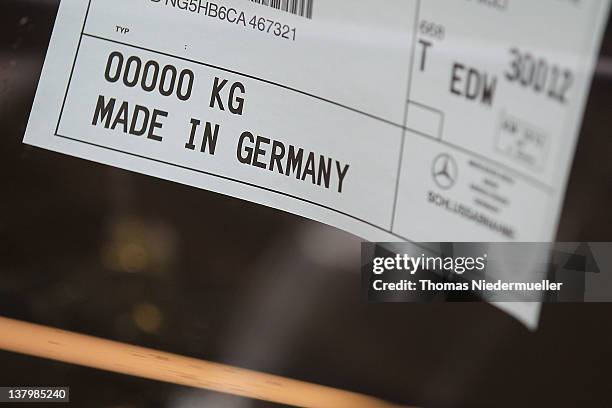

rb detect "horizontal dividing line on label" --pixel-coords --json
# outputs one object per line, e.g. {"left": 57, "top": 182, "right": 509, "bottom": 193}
{"left": 407, "top": 99, "right": 444, "bottom": 117}
{"left": 54, "top": 132, "right": 418, "bottom": 243}
{"left": 80, "top": 33, "right": 555, "bottom": 195}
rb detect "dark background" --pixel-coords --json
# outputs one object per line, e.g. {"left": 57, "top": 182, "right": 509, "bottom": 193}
{"left": 1, "top": 1, "right": 611, "bottom": 407}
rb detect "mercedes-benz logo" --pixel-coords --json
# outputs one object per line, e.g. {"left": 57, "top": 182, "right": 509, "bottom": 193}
{"left": 432, "top": 153, "right": 457, "bottom": 189}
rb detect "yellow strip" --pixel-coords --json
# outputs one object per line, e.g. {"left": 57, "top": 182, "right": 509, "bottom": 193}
{"left": 0, "top": 317, "right": 406, "bottom": 408}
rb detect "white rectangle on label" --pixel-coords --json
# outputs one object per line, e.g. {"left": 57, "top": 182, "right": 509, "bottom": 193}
{"left": 405, "top": 101, "right": 443, "bottom": 139}
{"left": 26, "top": 0, "right": 608, "bottom": 242}
{"left": 23, "top": 0, "right": 611, "bottom": 326}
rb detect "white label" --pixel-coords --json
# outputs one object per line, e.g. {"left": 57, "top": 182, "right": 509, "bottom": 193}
{"left": 25, "top": 0, "right": 609, "bottom": 244}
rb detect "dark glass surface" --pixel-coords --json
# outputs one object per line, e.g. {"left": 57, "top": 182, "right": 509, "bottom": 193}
{"left": 1, "top": 1, "right": 611, "bottom": 407}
